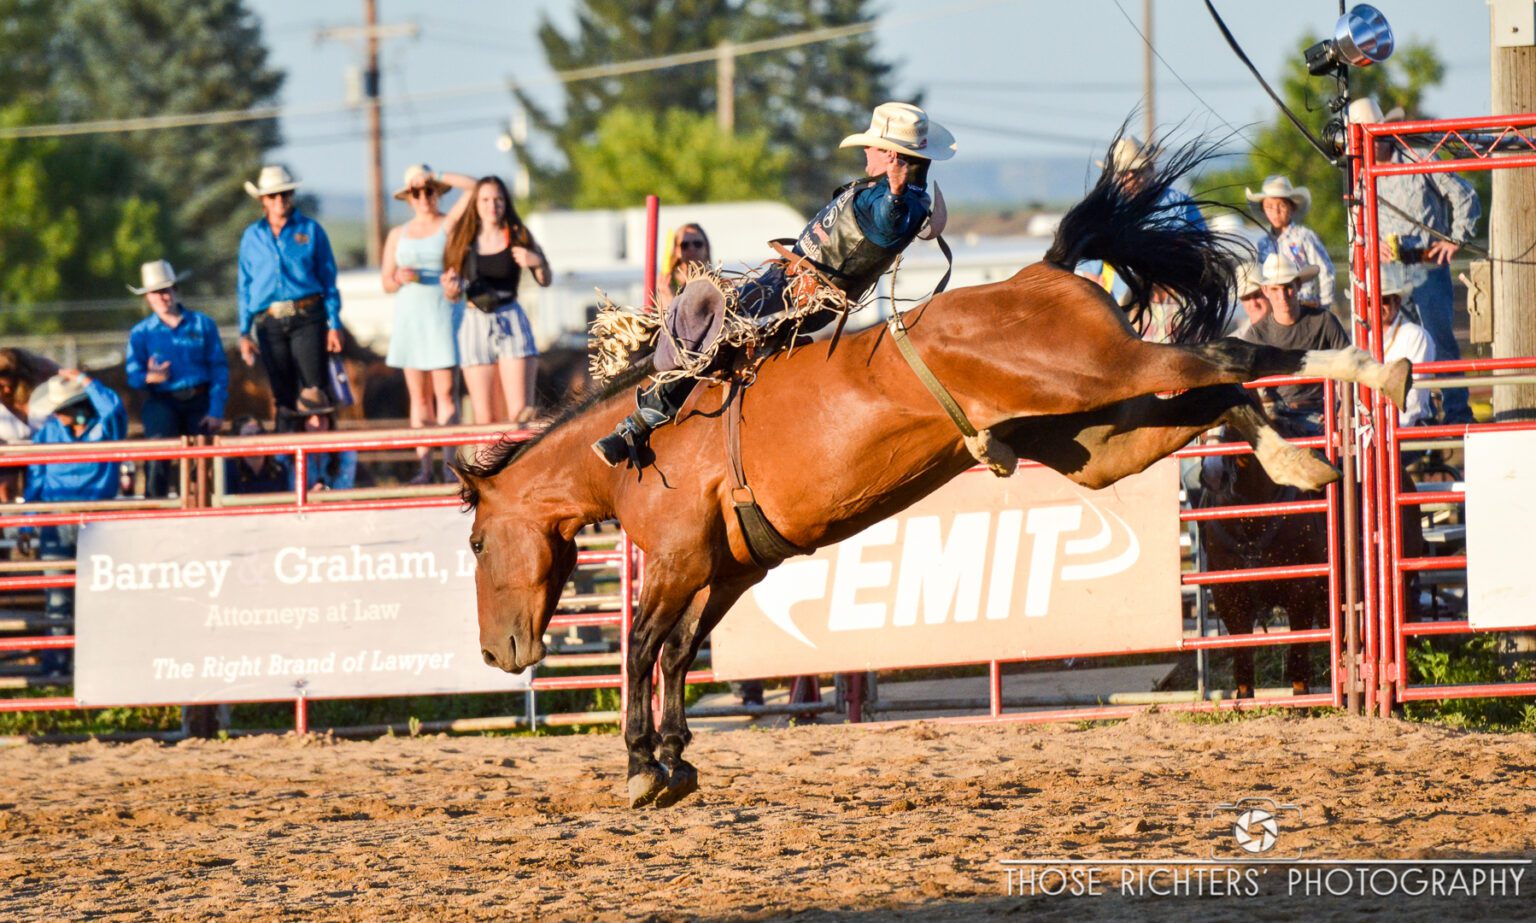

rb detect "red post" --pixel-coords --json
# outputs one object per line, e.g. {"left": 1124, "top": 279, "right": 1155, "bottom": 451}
{"left": 989, "top": 661, "right": 1003, "bottom": 718}
{"left": 847, "top": 672, "right": 865, "bottom": 723}
{"left": 643, "top": 194, "right": 660, "bottom": 310}
{"left": 619, "top": 533, "right": 633, "bottom": 727}
{"left": 294, "top": 694, "right": 308, "bottom": 735}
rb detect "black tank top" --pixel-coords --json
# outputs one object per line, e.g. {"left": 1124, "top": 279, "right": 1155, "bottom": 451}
{"left": 473, "top": 244, "right": 521, "bottom": 306}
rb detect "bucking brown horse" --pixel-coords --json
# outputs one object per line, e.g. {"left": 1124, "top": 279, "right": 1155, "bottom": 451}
{"left": 453, "top": 139, "right": 1411, "bottom": 808}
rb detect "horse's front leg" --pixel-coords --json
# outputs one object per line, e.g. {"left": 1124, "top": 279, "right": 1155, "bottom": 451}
{"left": 623, "top": 618, "right": 668, "bottom": 808}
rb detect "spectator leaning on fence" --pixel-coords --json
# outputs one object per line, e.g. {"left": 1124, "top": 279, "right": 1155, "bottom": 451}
{"left": 1247, "top": 174, "right": 1335, "bottom": 310}
{"left": 1378, "top": 263, "right": 1437, "bottom": 427}
{"left": 23, "top": 371, "right": 127, "bottom": 675}
{"left": 1351, "top": 97, "right": 1481, "bottom": 425}
{"left": 237, "top": 165, "right": 343, "bottom": 429}
{"left": 1239, "top": 252, "right": 1349, "bottom": 427}
{"left": 125, "top": 260, "right": 230, "bottom": 498}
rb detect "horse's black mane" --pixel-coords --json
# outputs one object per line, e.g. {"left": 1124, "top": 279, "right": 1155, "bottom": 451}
{"left": 455, "top": 357, "right": 654, "bottom": 507}
{"left": 1045, "top": 124, "right": 1251, "bottom": 344}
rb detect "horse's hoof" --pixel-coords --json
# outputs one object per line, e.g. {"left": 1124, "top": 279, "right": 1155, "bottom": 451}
{"left": 653, "top": 763, "right": 700, "bottom": 809}
{"left": 627, "top": 766, "right": 668, "bottom": 809}
{"left": 1383, "top": 358, "right": 1412, "bottom": 413}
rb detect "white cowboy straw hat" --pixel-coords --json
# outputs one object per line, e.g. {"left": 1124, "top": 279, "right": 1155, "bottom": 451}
{"left": 244, "top": 164, "right": 302, "bottom": 198}
{"left": 1378, "top": 262, "right": 1411, "bottom": 299}
{"left": 1235, "top": 261, "right": 1263, "bottom": 300}
{"left": 1095, "top": 135, "right": 1159, "bottom": 173}
{"left": 839, "top": 102, "right": 956, "bottom": 161}
{"left": 1347, "top": 96, "right": 1406, "bottom": 125}
{"left": 29, "top": 374, "right": 92, "bottom": 419}
{"left": 1245, "top": 175, "right": 1312, "bottom": 223}
{"left": 1259, "top": 252, "right": 1320, "bottom": 287}
{"left": 392, "top": 163, "right": 452, "bottom": 201}
{"left": 126, "top": 259, "right": 191, "bottom": 295}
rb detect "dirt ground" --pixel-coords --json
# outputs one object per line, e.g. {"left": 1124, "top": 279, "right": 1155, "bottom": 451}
{"left": 2, "top": 713, "right": 1534, "bottom": 921}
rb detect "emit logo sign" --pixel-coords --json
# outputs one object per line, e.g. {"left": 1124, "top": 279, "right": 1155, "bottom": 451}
{"left": 711, "top": 460, "right": 1181, "bottom": 679}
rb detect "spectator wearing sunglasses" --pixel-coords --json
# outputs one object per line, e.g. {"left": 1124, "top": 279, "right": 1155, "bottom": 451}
{"left": 657, "top": 223, "right": 712, "bottom": 311}
{"left": 236, "top": 165, "right": 343, "bottom": 429}
{"left": 382, "top": 164, "right": 477, "bottom": 482}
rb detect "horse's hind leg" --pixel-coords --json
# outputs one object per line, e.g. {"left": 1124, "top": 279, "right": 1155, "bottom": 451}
{"left": 652, "top": 574, "right": 760, "bottom": 809}
{"left": 1188, "top": 339, "right": 1411, "bottom": 413}
{"left": 1002, "top": 384, "right": 1335, "bottom": 491}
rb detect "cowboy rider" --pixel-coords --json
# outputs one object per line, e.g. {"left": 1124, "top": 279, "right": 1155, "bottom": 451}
{"left": 592, "top": 101, "right": 956, "bottom": 468}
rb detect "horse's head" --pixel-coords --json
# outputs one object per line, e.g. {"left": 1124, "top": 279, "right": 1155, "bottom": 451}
{"left": 456, "top": 466, "right": 580, "bottom": 674}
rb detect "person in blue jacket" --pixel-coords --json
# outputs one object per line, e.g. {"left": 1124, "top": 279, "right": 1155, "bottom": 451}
{"left": 125, "top": 259, "right": 230, "bottom": 498}
{"left": 24, "top": 371, "right": 127, "bottom": 675}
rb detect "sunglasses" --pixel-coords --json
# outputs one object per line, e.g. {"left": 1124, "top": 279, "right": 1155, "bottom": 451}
{"left": 679, "top": 239, "right": 706, "bottom": 251}
{"left": 409, "top": 187, "right": 438, "bottom": 199}
{"left": 263, "top": 190, "right": 294, "bottom": 201}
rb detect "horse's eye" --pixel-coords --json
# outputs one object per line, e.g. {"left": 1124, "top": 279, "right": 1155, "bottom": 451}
{"left": 470, "top": 538, "right": 485, "bottom": 555}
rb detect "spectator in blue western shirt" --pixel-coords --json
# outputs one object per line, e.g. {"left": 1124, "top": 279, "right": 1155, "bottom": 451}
{"left": 125, "top": 259, "right": 230, "bottom": 498}
{"left": 24, "top": 371, "right": 127, "bottom": 675}
{"left": 236, "top": 165, "right": 343, "bottom": 429}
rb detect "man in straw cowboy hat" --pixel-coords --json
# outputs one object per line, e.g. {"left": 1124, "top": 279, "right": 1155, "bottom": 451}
{"left": 236, "top": 165, "right": 343, "bottom": 428}
{"left": 1246, "top": 174, "right": 1335, "bottom": 311}
{"left": 1239, "top": 252, "right": 1349, "bottom": 424}
{"left": 1350, "top": 96, "right": 1480, "bottom": 425}
{"left": 1229, "top": 260, "right": 1268, "bottom": 339}
{"left": 125, "top": 259, "right": 230, "bottom": 498}
{"left": 592, "top": 101, "right": 956, "bottom": 468}
{"left": 24, "top": 368, "right": 128, "bottom": 675}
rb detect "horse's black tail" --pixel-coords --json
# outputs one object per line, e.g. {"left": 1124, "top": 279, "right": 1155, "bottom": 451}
{"left": 1045, "top": 128, "right": 1249, "bottom": 344}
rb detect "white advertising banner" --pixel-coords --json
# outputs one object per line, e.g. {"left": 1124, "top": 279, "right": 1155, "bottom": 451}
{"left": 710, "top": 460, "right": 1183, "bottom": 679}
{"left": 1466, "top": 430, "right": 1536, "bottom": 630}
{"left": 74, "top": 506, "right": 529, "bottom": 705}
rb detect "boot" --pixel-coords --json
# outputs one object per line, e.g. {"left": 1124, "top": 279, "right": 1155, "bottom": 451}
{"left": 592, "top": 406, "right": 670, "bottom": 467}
{"left": 592, "top": 381, "right": 690, "bottom": 468}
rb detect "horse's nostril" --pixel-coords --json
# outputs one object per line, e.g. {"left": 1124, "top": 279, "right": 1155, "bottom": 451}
{"left": 482, "top": 649, "right": 498, "bottom": 667}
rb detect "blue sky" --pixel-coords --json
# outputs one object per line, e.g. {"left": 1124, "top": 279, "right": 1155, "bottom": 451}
{"left": 255, "top": 0, "right": 1493, "bottom": 197}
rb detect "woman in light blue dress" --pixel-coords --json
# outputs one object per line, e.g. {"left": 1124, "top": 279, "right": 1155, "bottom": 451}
{"left": 381, "top": 164, "right": 476, "bottom": 482}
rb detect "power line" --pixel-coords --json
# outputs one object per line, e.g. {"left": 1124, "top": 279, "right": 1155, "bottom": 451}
{"left": 0, "top": 0, "right": 1009, "bottom": 142}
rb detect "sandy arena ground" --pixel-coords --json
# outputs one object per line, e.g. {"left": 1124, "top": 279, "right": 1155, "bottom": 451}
{"left": 2, "top": 713, "right": 1534, "bottom": 921}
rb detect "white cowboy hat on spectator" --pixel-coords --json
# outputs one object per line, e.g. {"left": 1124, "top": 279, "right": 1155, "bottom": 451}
{"left": 1235, "top": 261, "right": 1264, "bottom": 300}
{"left": 1347, "top": 96, "right": 1406, "bottom": 125}
{"left": 126, "top": 259, "right": 190, "bottom": 295}
{"left": 1244, "top": 175, "right": 1312, "bottom": 222}
{"left": 1379, "top": 262, "right": 1412, "bottom": 299}
{"left": 1259, "top": 252, "right": 1320, "bottom": 287}
{"left": 839, "top": 102, "right": 956, "bottom": 161}
{"left": 1095, "top": 136, "right": 1159, "bottom": 173}
{"left": 244, "top": 164, "right": 302, "bottom": 198}
{"left": 392, "top": 163, "right": 452, "bottom": 200}
{"left": 29, "top": 375, "right": 92, "bottom": 419}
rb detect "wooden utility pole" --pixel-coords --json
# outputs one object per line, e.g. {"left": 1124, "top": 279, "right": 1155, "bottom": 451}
{"left": 1491, "top": 6, "right": 1536, "bottom": 418}
{"left": 316, "top": 6, "right": 418, "bottom": 266}
{"left": 716, "top": 40, "right": 736, "bottom": 133}
{"left": 1142, "top": 0, "right": 1155, "bottom": 142}
{"left": 364, "top": 0, "right": 384, "bottom": 267}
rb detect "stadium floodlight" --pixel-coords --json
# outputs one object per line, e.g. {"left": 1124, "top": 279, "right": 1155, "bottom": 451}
{"left": 1304, "top": 4, "right": 1395, "bottom": 75}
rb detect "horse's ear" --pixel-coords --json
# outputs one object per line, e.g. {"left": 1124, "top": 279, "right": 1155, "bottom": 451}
{"left": 447, "top": 459, "right": 487, "bottom": 505}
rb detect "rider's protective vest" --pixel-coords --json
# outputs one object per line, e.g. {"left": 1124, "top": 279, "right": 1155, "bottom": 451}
{"left": 794, "top": 179, "right": 928, "bottom": 301}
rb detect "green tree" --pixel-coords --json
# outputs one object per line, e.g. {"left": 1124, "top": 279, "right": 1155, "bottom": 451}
{"left": 44, "top": 0, "right": 284, "bottom": 292}
{"left": 0, "top": 103, "right": 167, "bottom": 333}
{"left": 1199, "top": 34, "right": 1451, "bottom": 256}
{"left": 516, "top": 0, "right": 903, "bottom": 213}
{"left": 568, "top": 107, "right": 788, "bottom": 209}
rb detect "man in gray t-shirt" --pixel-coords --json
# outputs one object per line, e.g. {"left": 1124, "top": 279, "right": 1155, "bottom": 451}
{"left": 1240, "top": 253, "right": 1349, "bottom": 415}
